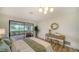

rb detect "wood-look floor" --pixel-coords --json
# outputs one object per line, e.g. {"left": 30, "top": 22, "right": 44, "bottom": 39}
{"left": 37, "top": 37, "right": 79, "bottom": 52}
{"left": 52, "top": 43, "right": 79, "bottom": 52}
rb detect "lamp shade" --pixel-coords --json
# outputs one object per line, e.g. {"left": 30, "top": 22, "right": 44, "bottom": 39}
{"left": 0, "top": 29, "right": 5, "bottom": 35}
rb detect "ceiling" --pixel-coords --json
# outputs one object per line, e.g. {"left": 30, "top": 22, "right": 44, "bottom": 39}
{"left": 0, "top": 7, "right": 77, "bottom": 21}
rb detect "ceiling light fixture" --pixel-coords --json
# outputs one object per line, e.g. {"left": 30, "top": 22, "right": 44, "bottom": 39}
{"left": 50, "top": 8, "right": 54, "bottom": 12}
{"left": 44, "top": 11, "right": 47, "bottom": 15}
{"left": 39, "top": 7, "right": 54, "bottom": 15}
{"left": 39, "top": 8, "right": 43, "bottom": 12}
{"left": 44, "top": 7, "right": 48, "bottom": 11}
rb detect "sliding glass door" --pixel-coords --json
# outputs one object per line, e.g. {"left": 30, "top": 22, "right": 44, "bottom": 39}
{"left": 9, "top": 20, "right": 34, "bottom": 37}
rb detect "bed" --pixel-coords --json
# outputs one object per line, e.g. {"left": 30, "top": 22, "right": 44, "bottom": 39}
{"left": 12, "top": 37, "right": 53, "bottom": 52}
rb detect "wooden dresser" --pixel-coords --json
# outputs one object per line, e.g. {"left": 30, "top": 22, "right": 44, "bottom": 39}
{"left": 45, "top": 33, "right": 65, "bottom": 47}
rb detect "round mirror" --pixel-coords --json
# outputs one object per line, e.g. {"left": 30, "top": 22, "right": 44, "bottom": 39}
{"left": 51, "top": 23, "right": 59, "bottom": 30}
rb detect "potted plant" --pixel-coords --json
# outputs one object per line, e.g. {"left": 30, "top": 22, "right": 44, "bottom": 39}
{"left": 34, "top": 25, "right": 39, "bottom": 37}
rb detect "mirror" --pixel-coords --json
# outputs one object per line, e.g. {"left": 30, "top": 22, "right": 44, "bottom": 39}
{"left": 51, "top": 23, "right": 59, "bottom": 30}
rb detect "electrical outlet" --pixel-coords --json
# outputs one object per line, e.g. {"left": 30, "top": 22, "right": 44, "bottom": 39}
{"left": 65, "top": 41, "right": 70, "bottom": 45}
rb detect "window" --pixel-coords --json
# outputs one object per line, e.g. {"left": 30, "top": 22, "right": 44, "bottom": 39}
{"left": 9, "top": 20, "right": 34, "bottom": 36}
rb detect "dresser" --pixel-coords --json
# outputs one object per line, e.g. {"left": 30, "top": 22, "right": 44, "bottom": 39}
{"left": 45, "top": 33, "right": 65, "bottom": 47}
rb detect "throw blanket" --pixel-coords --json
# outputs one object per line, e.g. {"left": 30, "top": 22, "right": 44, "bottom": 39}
{"left": 24, "top": 39, "right": 46, "bottom": 52}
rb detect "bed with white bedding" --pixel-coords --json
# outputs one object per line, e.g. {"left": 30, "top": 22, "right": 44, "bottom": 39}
{"left": 12, "top": 37, "right": 53, "bottom": 52}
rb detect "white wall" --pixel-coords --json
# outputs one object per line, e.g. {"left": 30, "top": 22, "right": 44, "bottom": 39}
{"left": 37, "top": 8, "right": 79, "bottom": 49}
{"left": 0, "top": 13, "right": 36, "bottom": 35}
